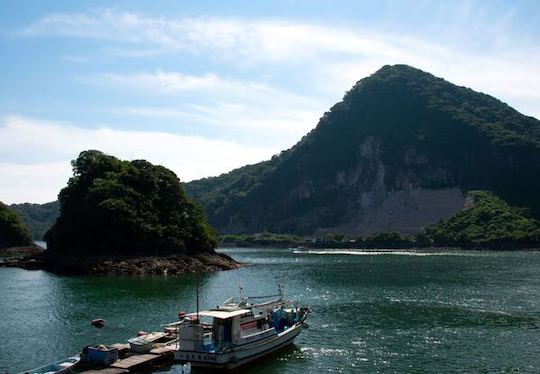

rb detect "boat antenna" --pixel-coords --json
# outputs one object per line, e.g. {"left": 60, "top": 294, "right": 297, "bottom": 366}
{"left": 278, "top": 283, "right": 284, "bottom": 300}
{"left": 195, "top": 271, "right": 200, "bottom": 323}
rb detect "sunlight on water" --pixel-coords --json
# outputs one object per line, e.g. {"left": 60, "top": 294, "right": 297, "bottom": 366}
{"left": 1, "top": 248, "right": 540, "bottom": 373}
{"left": 292, "top": 249, "right": 494, "bottom": 256}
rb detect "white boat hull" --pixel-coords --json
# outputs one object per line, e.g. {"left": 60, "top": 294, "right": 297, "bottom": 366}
{"left": 174, "top": 322, "right": 303, "bottom": 369}
{"left": 19, "top": 355, "right": 80, "bottom": 374}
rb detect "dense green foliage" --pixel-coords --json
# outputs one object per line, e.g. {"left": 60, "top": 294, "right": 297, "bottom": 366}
{"left": 426, "top": 191, "right": 540, "bottom": 246}
{"left": 361, "top": 232, "right": 416, "bottom": 247}
{"left": 45, "top": 150, "right": 217, "bottom": 255}
{"left": 0, "top": 202, "right": 32, "bottom": 249}
{"left": 220, "top": 233, "right": 303, "bottom": 247}
{"left": 186, "top": 65, "right": 540, "bottom": 235}
{"left": 11, "top": 201, "right": 59, "bottom": 240}
{"left": 12, "top": 66, "right": 540, "bottom": 240}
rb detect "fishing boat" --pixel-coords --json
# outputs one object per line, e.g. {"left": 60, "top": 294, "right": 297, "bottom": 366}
{"left": 170, "top": 285, "right": 309, "bottom": 369}
{"left": 19, "top": 355, "right": 80, "bottom": 374}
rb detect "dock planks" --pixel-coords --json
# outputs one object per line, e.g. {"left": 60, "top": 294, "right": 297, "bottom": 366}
{"left": 80, "top": 369, "right": 129, "bottom": 374}
{"left": 110, "top": 343, "right": 130, "bottom": 351}
{"left": 110, "top": 354, "right": 161, "bottom": 369}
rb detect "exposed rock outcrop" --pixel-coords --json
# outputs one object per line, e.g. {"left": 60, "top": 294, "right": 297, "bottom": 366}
{"left": 0, "top": 251, "right": 240, "bottom": 275}
{"left": 186, "top": 65, "right": 540, "bottom": 235}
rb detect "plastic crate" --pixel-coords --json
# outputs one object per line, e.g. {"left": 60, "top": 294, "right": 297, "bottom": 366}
{"left": 87, "top": 346, "right": 119, "bottom": 365}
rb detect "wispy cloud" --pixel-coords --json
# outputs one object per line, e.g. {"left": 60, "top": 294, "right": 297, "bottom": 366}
{"left": 90, "top": 70, "right": 325, "bottom": 146}
{"left": 99, "top": 71, "right": 222, "bottom": 93}
{"left": 90, "top": 71, "right": 306, "bottom": 102}
{"left": 22, "top": 9, "right": 540, "bottom": 115}
{"left": 118, "top": 102, "right": 319, "bottom": 145}
{"left": 0, "top": 115, "right": 278, "bottom": 204}
{"left": 20, "top": 9, "right": 448, "bottom": 64}
{"left": 60, "top": 55, "right": 89, "bottom": 63}
{"left": 7, "top": 6, "right": 540, "bottom": 204}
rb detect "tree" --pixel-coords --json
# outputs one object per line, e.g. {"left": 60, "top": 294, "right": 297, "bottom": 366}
{"left": 45, "top": 150, "right": 217, "bottom": 256}
{"left": 0, "top": 202, "right": 32, "bottom": 249}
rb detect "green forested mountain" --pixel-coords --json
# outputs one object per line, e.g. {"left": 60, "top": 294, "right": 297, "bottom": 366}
{"left": 11, "top": 201, "right": 59, "bottom": 240}
{"left": 0, "top": 202, "right": 32, "bottom": 249}
{"left": 186, "top": 65, "right": 540, "bottom": 235}
{"left": 45, "top": 150, "right": 217, "bottom": 255}
{"left": 426, "top": 191, "right": 540, "bottom": 247}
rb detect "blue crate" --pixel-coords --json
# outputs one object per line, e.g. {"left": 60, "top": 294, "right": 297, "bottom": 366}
{"left": 87, "top": 346, "right": 119, "bottom": 365}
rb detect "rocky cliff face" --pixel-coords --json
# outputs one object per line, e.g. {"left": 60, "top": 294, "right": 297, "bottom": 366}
{"left": 186, "top": 65, "right": 540, "bottom": 235}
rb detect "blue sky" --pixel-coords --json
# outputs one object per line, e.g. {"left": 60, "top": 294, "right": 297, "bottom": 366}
{"left": 1, "top": 0, "right": 539, "bottom": 203}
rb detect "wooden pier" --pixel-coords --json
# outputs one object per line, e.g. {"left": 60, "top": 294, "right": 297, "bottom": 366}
{"left": 80, "top": 369, "right": 129, "bottom": 374}
{"left": 110, "top": 354, "right": 162, "bottom": 370}
{"left": 78, "top": 340, "right": 176, "bottom": 372}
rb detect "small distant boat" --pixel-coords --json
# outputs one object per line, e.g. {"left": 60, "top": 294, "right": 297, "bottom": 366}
{"left": 170, "top": 284, "right": 309, "bottom": 369}
{"left": 90, "top": 318, "right": 104, "bottom": 328}
{"left": 20, "top": 355, "right": 80, "bottom": 374}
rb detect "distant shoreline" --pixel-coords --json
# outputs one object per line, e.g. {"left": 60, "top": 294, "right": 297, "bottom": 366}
{"left": 219, "top": 240, "right": 540, "bottom": 251}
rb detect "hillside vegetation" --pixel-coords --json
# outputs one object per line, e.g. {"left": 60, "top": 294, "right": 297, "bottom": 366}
{"left": 10, "top": 65, "right": 540, "bottom": 241}
{"left": 11, "top": 201, "right": 59, "bottom": 240}
{"left": 426, "top": 191, "right": 540, "bottom": 247}
{"left": 186, "top": 65, "right": 540, "bottom": 235}
{"left": 0, "top": 202, "right": 32, "bottom": 249}
{"left": 45, "top": 150, "right": 217, "bottom": 256}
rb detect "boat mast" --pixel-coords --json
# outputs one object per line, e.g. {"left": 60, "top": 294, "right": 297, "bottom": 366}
{"left": 196, "top": 271, "right": 200, "bottom": 322}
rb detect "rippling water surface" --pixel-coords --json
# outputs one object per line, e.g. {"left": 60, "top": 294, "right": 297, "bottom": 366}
{"left": 1, "top": 248, "right": 540, "bottom": 373}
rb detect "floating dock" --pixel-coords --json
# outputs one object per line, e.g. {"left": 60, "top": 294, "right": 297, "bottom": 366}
{"left": 80, "top": 369, "right": 129, "bottom": 374}
{"left": 77, "top": 339, "right": 176, "bottom": 373}
{"left": 110, "top": 354, "right": 162, "bottom": 370}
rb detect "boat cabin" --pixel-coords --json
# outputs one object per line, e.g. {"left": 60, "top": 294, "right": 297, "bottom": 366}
{"left": 176, "top": 303, "right": 305, "bottom": 354}
{"left": 176, "top": 308, "right": 273, "bottom": 352}
{"left": 171, "top": 294, "right": 309, "bottom": 369}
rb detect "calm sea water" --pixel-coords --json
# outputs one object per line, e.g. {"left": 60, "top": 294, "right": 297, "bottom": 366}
{"left": 1, "top": 248, "right": 540, "bottom": 373}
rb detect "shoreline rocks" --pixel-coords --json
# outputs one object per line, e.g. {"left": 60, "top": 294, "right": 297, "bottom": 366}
{"left": 0, "top": 244, "right": 44, "bottom": 257}
{"left": 0, "top": 250, "right": 240, "bottom": 275}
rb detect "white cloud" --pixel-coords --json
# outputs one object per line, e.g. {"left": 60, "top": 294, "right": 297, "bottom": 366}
{"left": 95, "top": 71, "right": 326, "bottom": 146}
{"left": 0, "top": 162, "right": 71, "bottom": 204}
{"left": 119, "top": 103, "right": 318, "bottom": 139}
{"left": 101, "top": 71, "right": 222, "bottom": 94}
{"left": 0, "top": 116, "right": 278, "bottom": 204}
{"left": 91, "top": 70, "right": 308, "bottom": 103}
{"left": 7, "top": 7, "right": 540, "bottom": 206}
{"left": 22, "top": 9, "right": 540, "bottom": 118}
{"left": 21, "top": 10, "right": 434, "bottom": 64}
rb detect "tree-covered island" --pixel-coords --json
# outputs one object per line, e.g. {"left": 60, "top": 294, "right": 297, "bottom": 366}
{"left": 2, "top": 150, "right": 239, "bottom": 275}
